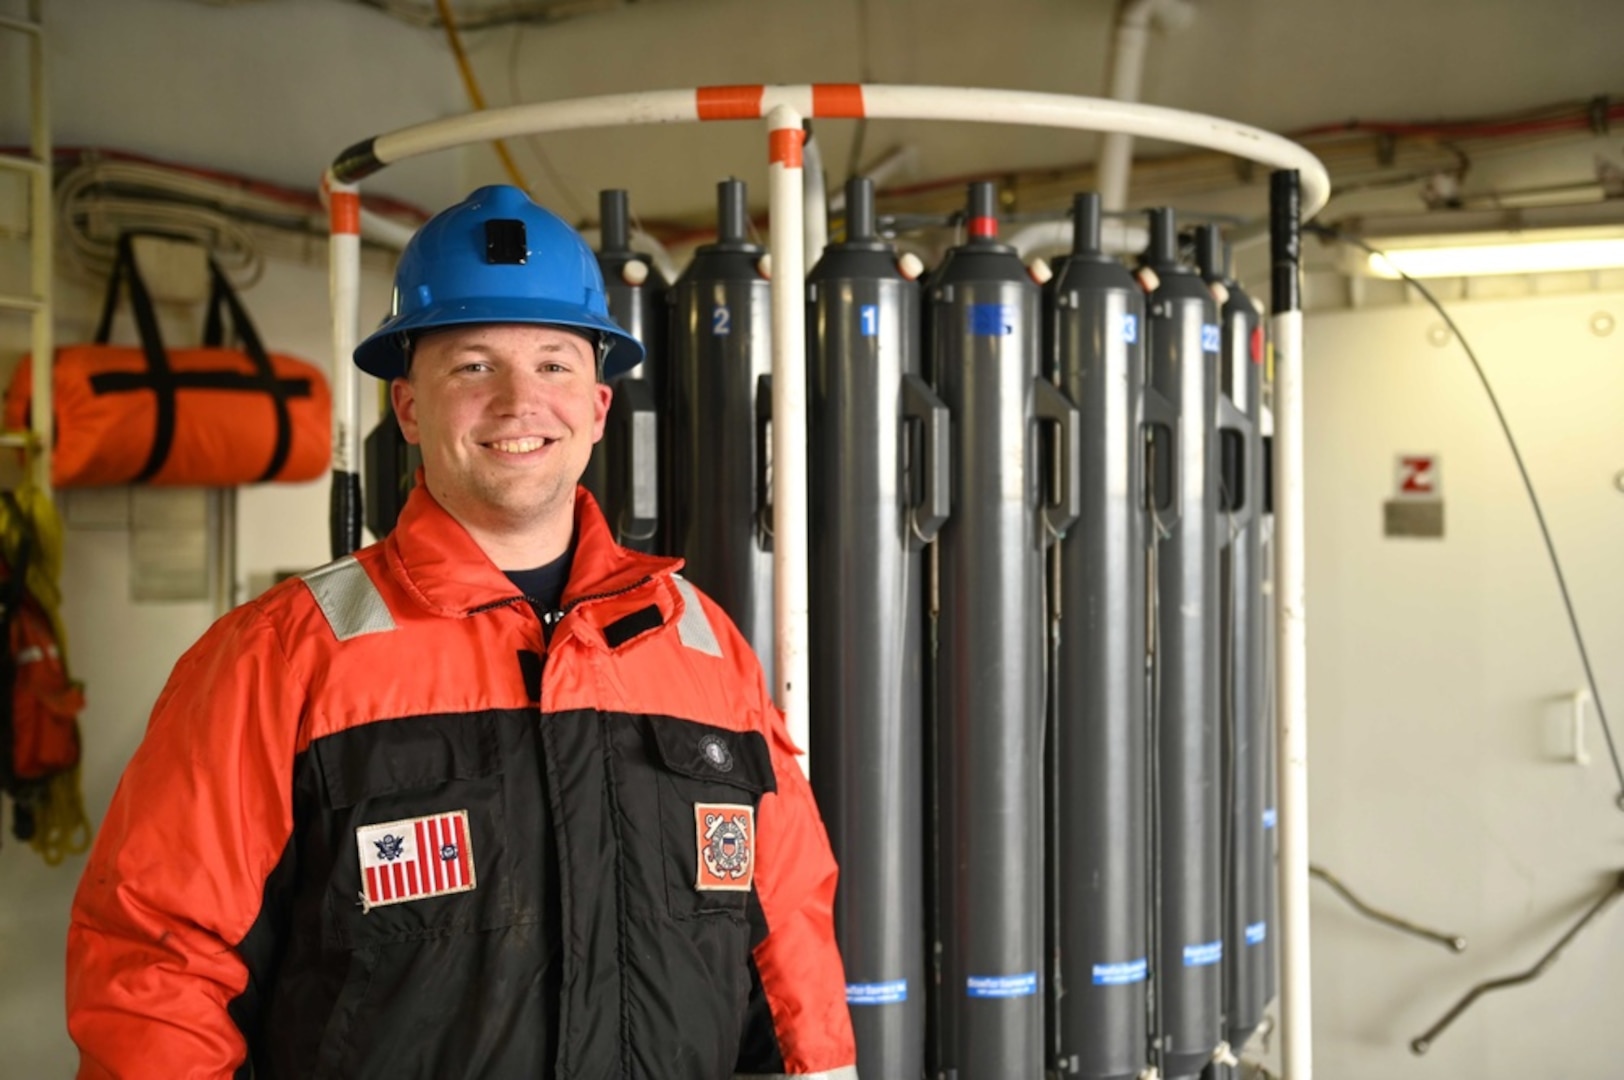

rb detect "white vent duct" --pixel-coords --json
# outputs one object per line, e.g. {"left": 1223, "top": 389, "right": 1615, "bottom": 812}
{"left": 1097, "top": 0, "right": 1198, "bottom": 212}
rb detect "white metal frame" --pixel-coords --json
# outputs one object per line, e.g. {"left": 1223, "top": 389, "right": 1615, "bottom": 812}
{"left": 0, "top": 0, "right": 54, "bottom": 492}
{"left": 324, "top": 83, "right": 1328, "bottom": 1079}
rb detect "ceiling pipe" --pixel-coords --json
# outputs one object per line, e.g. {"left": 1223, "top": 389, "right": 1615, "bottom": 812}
{"left": 1097, "top": 0, "right": 1198, "bottom": 213}
{"left": 829, "top": 143, "right": 918, "bottom": 217}
{"left": 1006, "top": 215, "right": 1149, "bottom": 259}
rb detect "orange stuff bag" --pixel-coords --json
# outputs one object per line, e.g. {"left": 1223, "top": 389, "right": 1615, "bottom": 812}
{"left": 5, "top": 234, "right": 330, "bottom": 487}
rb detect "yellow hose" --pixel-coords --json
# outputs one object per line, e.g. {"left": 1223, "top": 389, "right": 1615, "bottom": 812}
{"left": 435, "top": 0, "right": 533, "bottom": 192}
{"left": 28, "top": 765, "right": 92, "bottom": 866}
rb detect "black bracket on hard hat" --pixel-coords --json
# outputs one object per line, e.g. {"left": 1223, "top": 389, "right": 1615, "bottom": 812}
{"left": 485, "top": 219, "right": 528, "bottom": 265}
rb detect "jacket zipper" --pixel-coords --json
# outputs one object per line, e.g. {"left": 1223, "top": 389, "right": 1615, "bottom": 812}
{"left": 467, "top": 574, "right": 658, "bottom": 628}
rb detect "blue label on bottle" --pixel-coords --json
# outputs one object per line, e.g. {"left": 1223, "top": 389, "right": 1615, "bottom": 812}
{"left": 1091, "top": 958, "right": 1148, "bottom": 986}
{"left": 859, "top": 304, "right": 879, "bottom": 337}
{"left": 847, "top": 979, "right": 907, "bottom": 1005}
{"left": 1183, "top": 940, "right": 1224, "bottom": 967}
{"left": 1263, "top": 808, "right": 1277, "bottom": 829}
{"left": 966, "top": 972, "right": 1038, "bottom": 998}
{"left": 1246, "top": 922, "right": 1268, "bottom": 946}
{"left": 1201, "top": 323, "right": 1222, "bottom": 353}
{"left": 1120, "top": 312, "right": 1139, "bottom": 344}
{"left": 968, "top": 304, "right": 1014, "bottom": 336}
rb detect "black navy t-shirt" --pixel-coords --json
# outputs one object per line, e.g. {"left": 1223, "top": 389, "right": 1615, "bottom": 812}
{"left": 504, "top": 541, "right": 574, "bottom": 634}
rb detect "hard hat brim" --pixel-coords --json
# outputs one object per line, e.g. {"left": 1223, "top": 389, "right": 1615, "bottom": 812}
{"left": 354, "top": 297, "right": 646, "bottom": 381}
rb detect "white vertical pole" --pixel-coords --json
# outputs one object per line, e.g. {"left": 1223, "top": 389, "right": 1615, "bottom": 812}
{"left": 1271, "top": 166, "right": 1313, "bottom": 1079}
{"left": 326, "top": 176, "right": 365, "bottom": 555}
{"left": 28, "top": 0, "right": 52, "bottom": 495}
{"left": 765, "top": 106, "right": 812, "bottom": 773}
{"left": 1274, "top": 304, "right": 1311, "bottom": 1078}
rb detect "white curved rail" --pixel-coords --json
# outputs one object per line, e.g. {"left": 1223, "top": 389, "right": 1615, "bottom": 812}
{"left": 330, "top": 84, "right": 1330, "bottom": 213}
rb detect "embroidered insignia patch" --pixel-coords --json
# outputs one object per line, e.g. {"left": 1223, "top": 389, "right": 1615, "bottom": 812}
{"left": 695, "top": 803, "right": 755, "bottom": 892}
{"left": 355, "top": 809, "right": 476, "bottom": 912}
{"left": 697, "top": 733, "right": 734, "bottom": 773}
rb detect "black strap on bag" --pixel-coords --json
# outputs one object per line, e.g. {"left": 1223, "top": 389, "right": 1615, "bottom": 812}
{"left": 0, "top": 492, "right": 35, "bottom": 800}
{"left": 90, "top": 233, "right": 312, "bottom": 483}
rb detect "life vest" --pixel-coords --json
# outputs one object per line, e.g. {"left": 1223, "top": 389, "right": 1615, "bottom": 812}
{"left": 0, "top": 486, "right": 91, "bottom": 863}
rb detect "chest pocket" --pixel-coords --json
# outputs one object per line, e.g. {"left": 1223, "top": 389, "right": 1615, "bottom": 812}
{"left": 312, "top": 713, "right": 519, "bottom": 949}
{"left": 647, "top": 719, "right": 776, "bottom": 920}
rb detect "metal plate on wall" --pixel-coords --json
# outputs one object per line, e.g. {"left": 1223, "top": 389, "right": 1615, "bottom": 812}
{"left": 129, "top": 487, "right": 210, "bottom": 602}
{"left": 1384, "top": 499, "right": 1444, "bottom": 539}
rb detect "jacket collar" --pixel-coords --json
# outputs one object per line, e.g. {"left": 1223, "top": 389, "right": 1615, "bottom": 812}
{"left": 384, "top": 481, "right": 681, "bottom": 622}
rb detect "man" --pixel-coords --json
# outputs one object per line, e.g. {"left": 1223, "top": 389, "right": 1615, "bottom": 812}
{"left": 66, "top": 185, "right": 858, "bottom": 1079}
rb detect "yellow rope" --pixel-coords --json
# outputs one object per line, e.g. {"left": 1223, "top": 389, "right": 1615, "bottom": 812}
{"left": 27, "top": 765, "right": 92, "bottom": 866}
{"left": 2, "top": 471, "right": 92, "bottom": 866}
{"left": 435, "top": 0, "right": 533, "bottom": 192}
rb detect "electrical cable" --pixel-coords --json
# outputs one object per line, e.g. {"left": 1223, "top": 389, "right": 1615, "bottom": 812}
{"left": 1216, "top": 469, "right": 1241, "bottom": 1055}
{"left": 1288, "top": 95, "right": 1622, "bottom": 143}
{"left": 1311, "top": 222, "right": 1624, "bottom": 813}
{"left": 54, "top": 160, "right": 270, "bottom": 285}
{"left": 844, "top": 0, "right": 872, "bottom": 185}
{"left": 434, "top": 0, "right": 534, "bottom": 193}
{"left": 1145, "top": 426, "right": 1171, "bottom": 1075}
{"left": 41, "top": 150, "right": 429, "bottom": 287}
{"left": 1043, "top": 519, "right": 1063, "bottom": 1065}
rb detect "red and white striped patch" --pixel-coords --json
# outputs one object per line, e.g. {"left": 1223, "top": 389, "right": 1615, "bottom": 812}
{"left": 356, "top": 809, "right": 476, "bottom": 911}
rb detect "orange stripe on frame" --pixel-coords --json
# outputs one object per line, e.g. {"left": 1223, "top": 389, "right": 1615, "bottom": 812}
{"left": 768, "top": 128, "right": 805, "bottom": 168}
{"left": 811, "top": 84, "right": 865, "bottom": 118}
{"left": 330, "top": 192, "right": 361, "bottom": 236}
{"left": 697, "top": 85, "right": 765, "bottom": 120}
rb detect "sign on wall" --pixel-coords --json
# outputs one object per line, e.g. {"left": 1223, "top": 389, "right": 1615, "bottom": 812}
{"left": 1394, "top": 454, "right": 1439, "bottom": 497}
{"left": 1385, "top": 453, "right": 1444, "bottom": 538}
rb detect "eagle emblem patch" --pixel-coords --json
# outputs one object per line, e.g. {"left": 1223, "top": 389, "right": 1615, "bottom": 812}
{"left": 695, "top": 803, "right": 755, "bottom": 891}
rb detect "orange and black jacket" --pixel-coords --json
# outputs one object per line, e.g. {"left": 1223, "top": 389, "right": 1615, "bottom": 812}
{"left": 67, "top": 484, "right": 857, "bottom": 1079}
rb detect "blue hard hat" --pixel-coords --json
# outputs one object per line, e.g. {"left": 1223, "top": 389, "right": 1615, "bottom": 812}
{"left": 354, "top": 185, "right": 645, "bottom": 380}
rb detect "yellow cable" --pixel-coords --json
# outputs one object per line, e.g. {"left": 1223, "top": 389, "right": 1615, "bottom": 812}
{"left": 0, "top": 470, "right": 91, "bottom": 867}
{"left": 28, "top": 766, "right": 92, "bottom": 867}
{"left": 435, "top": 0, "right": 532, "bottom": 192}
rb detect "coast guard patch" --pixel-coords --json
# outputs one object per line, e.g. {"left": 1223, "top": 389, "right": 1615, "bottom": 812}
{"left": 355, "top": 809, "right": 476, "bottom": 912}
{"left": 695, "top": 803, "right": 755, "bottom": 891}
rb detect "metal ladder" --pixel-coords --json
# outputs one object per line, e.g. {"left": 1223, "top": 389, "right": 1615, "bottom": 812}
{"left": 0, "top": 0, "right": 52, "bottom": 493}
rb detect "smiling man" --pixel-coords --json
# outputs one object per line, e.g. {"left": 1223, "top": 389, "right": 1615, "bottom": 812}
{"left": 66, "top": 185, "right": 858, "bottom": 1080}
{"left": 397, "top": 322, "right": 609, "bottom": 570}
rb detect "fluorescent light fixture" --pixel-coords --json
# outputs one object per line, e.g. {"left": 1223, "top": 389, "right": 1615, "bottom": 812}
{"left": 1341, "top": 204, "right": 1624, "bottom": 279}
{"left": 1365, "top": 233, "right": 1624, "bottom": 279}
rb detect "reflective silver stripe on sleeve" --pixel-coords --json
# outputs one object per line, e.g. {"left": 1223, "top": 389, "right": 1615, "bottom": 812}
{"left": 673, "top": 575, "right": 722, "bottom": 658}
{"left": 300, "top": 556, "right": 396, "bottom": 641}
{"left": 733, "top": 1070, "right": 860, "bottom": 1080}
